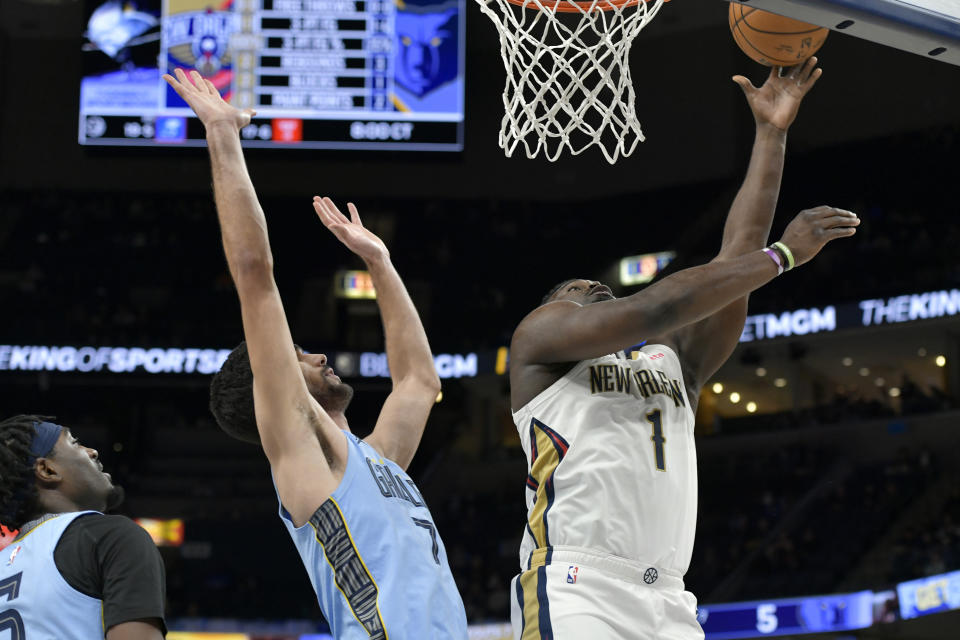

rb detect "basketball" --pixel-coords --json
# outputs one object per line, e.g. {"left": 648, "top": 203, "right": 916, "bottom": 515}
{"left": 729, "top": 3, "right": 829, "bottom": 67}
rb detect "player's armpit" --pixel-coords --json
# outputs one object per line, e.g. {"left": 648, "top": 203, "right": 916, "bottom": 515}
{"left": 664, "top": 296, "right": 750, "bottom": 410}
{"left": 105, "top": 620, "right": 165, "bottom": 640}
{"left": 364, "top": 380, "right": 440, "bottom": 470}
{"left": 271, "top": 439, "right": 344, "bottom": 526}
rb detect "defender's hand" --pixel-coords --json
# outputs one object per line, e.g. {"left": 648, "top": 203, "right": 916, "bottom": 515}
{"left": 733, "top": 56, "right": 823, "bottom": 131}
{"left": 779, "top": 206, "right": 859, "bottom": 267}
{"left": 162, "top": 68, "right": 254, "bottom": 130}
{"left": 312, "top": 196, "right": 389, "bottom": 263}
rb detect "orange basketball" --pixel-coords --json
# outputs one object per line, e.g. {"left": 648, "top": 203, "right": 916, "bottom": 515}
{"left": 728, "top": 3, "right": 829, "bottom": 67}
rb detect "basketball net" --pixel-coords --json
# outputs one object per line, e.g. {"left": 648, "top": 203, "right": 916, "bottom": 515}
{"left": 476, "top": 0, "right": 667, "bottom": 164}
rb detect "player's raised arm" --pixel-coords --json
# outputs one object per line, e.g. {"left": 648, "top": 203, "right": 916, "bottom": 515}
{"left": 653, "top": 58, "right": 824, "bottom": 402}
{"left": 163, "top": 69, "right": 344, "bottom": 525}
{"left": 312, "top": 198, "right": 440, "bottom": 470}
{"left": 511, "top": 206, "right": 859, "bottom": 368}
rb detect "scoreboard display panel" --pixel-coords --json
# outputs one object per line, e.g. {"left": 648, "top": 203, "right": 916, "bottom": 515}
{"left": 697, "top": 591, "right": 874, "bottom": 639}
{"left": 79, "top": 0, "right": 464, "bottom": 150}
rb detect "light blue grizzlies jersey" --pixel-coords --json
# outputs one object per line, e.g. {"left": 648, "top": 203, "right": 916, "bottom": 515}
{"left": 276, "top": 431, "right": 467, "bottom": 639}
{"left": 0, "top": 511, "right": 104, "bottom": 639}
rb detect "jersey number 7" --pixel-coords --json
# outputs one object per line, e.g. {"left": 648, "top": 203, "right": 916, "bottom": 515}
{"left": 411, "top": 518, "right": 440, "bottom": 565}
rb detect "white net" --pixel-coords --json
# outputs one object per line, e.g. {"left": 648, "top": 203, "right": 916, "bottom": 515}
{"left": 476, "top": 0, "right": 666, "bottom": 164}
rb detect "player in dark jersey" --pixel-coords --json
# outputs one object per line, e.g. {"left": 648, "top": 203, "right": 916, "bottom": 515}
{"left": 164, "top": 69, "right": 467, "bottom": 637}
{"left": 0, "top": 415, "right": 166, "bottom": 639}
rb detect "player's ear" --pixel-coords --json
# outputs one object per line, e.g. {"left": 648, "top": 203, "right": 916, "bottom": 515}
{"left": 34, "top": 457, "right": 63, "bottom": 485}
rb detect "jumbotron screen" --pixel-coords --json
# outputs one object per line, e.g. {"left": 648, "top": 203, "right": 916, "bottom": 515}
{"left": 78, "top": 0, "right": 465, "bottom": 150}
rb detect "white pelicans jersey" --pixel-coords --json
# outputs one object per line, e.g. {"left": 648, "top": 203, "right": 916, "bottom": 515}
{"left": 513, "top": 344, "right": 698, "bottom": 576}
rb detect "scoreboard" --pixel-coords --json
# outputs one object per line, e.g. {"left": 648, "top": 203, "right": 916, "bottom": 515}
{"left": 697, "top": 592, "right": 875, "bottom": 639}
{"left": 79, "top": 0, "right": 464, "bottom": 150}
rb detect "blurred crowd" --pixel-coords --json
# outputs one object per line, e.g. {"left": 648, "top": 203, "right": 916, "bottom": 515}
{"left": 886, "top": 485, "right": 960, "bottom": 585}
{"left": 718, "top": 377, "right": 955, "bottom": 435}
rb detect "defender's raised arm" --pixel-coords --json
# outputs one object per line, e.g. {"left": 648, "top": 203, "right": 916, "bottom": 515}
{"left": 164, "top": 69, "right": 344, "bottom": 526}
{"left": 312, "top": 198, "right": 441, "bottom": 469}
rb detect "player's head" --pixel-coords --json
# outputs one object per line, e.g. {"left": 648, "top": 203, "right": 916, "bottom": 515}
{"left": 540, "top": 278, "right": 616, "bottom": 307}
{"left": 0, "top": 415, "right": 122, "bottom": 530}
{"left": 209, "top": 341, "right": 354, "bottom": 445}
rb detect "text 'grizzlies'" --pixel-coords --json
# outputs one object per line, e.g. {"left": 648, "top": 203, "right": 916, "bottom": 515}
{"left": 589, "top": 364, "right": 686, "bottom": 408}
{"left": 366, "top": 457, "right": 424, "bottom": 507}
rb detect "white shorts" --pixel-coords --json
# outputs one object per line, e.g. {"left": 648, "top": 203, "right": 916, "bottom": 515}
{"left": 510, "top": 547, "right": 704, "bottom": 640}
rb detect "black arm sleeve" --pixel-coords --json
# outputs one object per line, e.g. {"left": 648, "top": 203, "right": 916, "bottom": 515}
{"left": 54, "top": 514, "right": 168, "bottom": 636}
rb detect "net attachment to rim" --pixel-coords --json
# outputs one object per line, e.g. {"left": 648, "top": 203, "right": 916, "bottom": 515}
{"left": 476, "top": 0, "right": 667, "bottom": 163}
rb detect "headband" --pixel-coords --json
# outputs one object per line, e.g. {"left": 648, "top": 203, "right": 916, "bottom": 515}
{"left": 29, "top": 421, "right": 63, "bottom": 459}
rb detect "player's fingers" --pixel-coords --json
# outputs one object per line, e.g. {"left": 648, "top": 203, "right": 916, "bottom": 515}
{"left": 790, "top": 56, "right": 809, "bottom": 81}
{"left": 189, "top": 70, "right": 207, "bottom": 92}
{"left": 244, "top": 108, "right": 257, "bottom": 118}
{"left": 820, "top": 214, "right": 861, "bottom": 229}
{"left": 347, "top": 203, "right": 362, "bottom": 226}
{"left": 173, "top": 68, "right": 193, "bottom": 93}
{"left": 810, "top": 206, "right": 856, "bottom": 219}
{"left": 312, "top": 198, "right": 336, "bottom": 227}
{"left": 162, "top": 74, "right": 185, "bottom": 97}
{"left": 798, "top": 56, "right": 818, "bottom": 83}
{"left": 162, "top": 73, "right": 176, "bottom": 86}
{"left": 322, "top": 197, "right": 351, "bottom": 225}
{"left": 204, "top": 79, "right": 218, "bottom": 95}
{"left": 802, "top": 67, "right": 823, "bottom": 92}
{"left": 825, "top": 226, "right": 858, "bottom": 239}
{"left": 732, "top": 75, "right": 754, "bottom": 95}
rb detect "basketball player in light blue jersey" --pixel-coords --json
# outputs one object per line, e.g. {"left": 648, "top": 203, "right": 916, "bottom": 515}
{"left": 0, "top": 415, "right": 167, "bottom": 639}
{"left": 164, "top": 69, "right": 467, "bottom": 639}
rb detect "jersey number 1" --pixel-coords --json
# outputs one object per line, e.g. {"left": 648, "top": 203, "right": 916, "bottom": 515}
{"left": 647, "top": 409, "right": 666, "bottom": 472}
{"left": 0, "top": 571, "right": 26, "bottom": 638}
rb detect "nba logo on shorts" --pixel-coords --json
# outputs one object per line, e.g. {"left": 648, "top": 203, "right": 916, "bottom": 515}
{"left": 567, "top": 565, "right": 579, "bottom": 584}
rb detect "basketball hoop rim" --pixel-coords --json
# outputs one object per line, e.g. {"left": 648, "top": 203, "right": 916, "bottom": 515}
{"left": 503, "top": 0, "right": 665, "bottom": 14}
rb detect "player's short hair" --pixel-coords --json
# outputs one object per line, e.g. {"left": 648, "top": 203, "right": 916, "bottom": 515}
{"left": 540, "top": 278, "right": 584, "bottom": 306}
{"left": 209, "top": 342, "right": 261, "bottom": 445}
{"left": 0, "top": 414, "right": 55, "bottom": 530}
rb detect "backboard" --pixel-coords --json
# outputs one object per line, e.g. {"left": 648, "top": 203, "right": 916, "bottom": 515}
{"left": 726, "top": 0, "right": 960, "bottom": 66}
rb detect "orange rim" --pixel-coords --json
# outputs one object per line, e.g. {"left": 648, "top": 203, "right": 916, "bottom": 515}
{"left": 504, "top": 0, "right": 665, "bottom": 14}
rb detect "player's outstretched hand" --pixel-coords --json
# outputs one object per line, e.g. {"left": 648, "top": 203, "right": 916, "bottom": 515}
{"left": 733, "top": 56, "right": 823, "bottom": 131}
{"left": 312, "top": 196, "right": 389, "bottom": 263}
{"left": 778, "top": 206, "right": 859, "bottom": 267}
{"left": 162, "top": 68, "right": 255, "bottom": 131}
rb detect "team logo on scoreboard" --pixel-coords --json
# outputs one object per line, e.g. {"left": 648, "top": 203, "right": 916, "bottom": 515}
{"left": 394, "top": 0, "right": 459, "bottom": 98}
{"left": 163, "top": 0, "right": 236, "bottom": 107}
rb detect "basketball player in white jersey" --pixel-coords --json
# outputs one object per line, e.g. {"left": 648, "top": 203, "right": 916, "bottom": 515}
{"left": 509, "top": 58, "right": 857, "bottom": 638}
{"left": 0, "top": 415, "right": 167, "bottom": 638}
